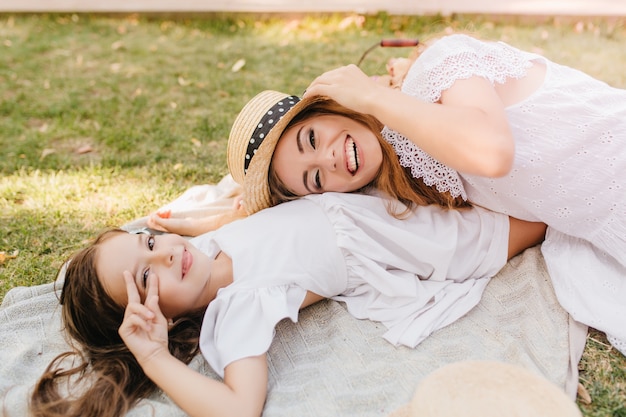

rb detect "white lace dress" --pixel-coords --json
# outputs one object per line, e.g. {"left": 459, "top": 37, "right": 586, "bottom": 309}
{"left": 383, "top": 34, "right": 626, "bottom": 355}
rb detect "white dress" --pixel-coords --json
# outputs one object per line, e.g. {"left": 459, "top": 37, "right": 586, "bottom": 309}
{"left": 383, "top": 34, "right": 626, "bottom": 353}
{"left": 193, "top": 192, "right": 509, "bottom": 376}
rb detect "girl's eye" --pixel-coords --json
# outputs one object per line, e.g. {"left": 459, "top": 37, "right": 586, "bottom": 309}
{"left": 142, "top": 269, "right": 150, "bottom": 289}
{"left": 314, "top": 170, "right": 322, "bottom": 190}
{"left": 308, "top": 129, "right": 316, "bottom": 149}
{"left": 147, "top": 235, "right": 155, "bottom": 251}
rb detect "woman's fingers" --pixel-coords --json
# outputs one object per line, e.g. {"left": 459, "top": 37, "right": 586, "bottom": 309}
{"left": 304, "top": 65, "right": 378, "bottom": 113}
{"left": 156, "top": 209, "right": 171, "bottom": 219}
{"left": 147, "top": 213, "right": 169, "bottom": 232}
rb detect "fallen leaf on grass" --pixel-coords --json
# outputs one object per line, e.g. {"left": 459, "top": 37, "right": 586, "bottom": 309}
{"left": 338, "top": 15, "right": 365, "bottom": 30}
{"left": 0, "top": 250, "right": 19, "bottom": 265}
{"left": 191, "top": 138, "right": 201, "bottom": 147}
{"left": 231, "top": 59, "right": 245, "bottom": 72}
{"left": 75, "top": 144, "right": 93, "bottom": 154}
{"left": 40, "top": 148, "right": 56, "bottom": 160}
{"left": 282, "top": 19, "right": 300, "bottom": 34}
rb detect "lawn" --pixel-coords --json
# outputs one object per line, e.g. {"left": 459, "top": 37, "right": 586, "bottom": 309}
{"left": 0, "top": 12, "right": 625, "bottom": 416}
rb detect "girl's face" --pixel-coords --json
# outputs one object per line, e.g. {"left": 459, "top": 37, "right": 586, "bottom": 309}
{"left": 272, "top": 114, "right": 383, "bottom": 196}
{"left": 96, "top": 232, "right": 215, "bottom": 319}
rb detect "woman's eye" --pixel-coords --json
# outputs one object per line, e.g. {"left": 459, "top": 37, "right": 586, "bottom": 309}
{"left": 142, "top": 269, "right": 150, "bottom": 288}
{"left": 309, "top": 129, "right": 316, "bottom": 149}
{"left": 147, "top": 235, "right": 155, "bottom": 251}
{"left": 314, "top": 171, "right": 322, "bottom": 190}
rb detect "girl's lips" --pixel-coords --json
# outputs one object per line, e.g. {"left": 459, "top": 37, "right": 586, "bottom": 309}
{"left": 182, "top": 247, "right": 193, "bottom": 279}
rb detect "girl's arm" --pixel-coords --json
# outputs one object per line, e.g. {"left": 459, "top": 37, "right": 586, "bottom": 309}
{"left": 305, "top": 64, "right": 515, "bottom": 177}
{"left": 142, "top": 351, "right": 267, "bottom": 417}
{"left": 119, "top": 272, "right": 267, "bottom": 417}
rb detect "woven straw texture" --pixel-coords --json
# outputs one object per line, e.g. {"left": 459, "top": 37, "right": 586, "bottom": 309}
{"left": 227, "top": 90, "right": 315, "bottom": 214}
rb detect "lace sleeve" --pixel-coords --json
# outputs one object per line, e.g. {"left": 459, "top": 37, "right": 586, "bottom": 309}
{"left": 382, "top": 126, "right": 467, "bottom": 199}
{"left": 402, "top": 34, "right": 532, "bottom": 103}
{"left": 382, "top": 35, "right": 533, "bottom": 200}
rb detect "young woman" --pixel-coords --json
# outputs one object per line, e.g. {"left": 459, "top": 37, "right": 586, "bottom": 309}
{"left": 31, "top": 191, "right": 545, "bottom": 417}
{"left": 225, "top": 34, "right": 626, "bottom": 356}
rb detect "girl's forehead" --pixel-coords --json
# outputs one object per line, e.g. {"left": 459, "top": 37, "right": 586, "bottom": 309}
{"left": 95, "top": 233, "right": 138, "bottom": 304}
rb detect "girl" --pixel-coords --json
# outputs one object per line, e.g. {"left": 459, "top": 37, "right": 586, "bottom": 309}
{"left": 32, "top": 191, "right": 545, "bottom": 417}
{"left": 224, "top": 34, "right": 626, "bottom": 355}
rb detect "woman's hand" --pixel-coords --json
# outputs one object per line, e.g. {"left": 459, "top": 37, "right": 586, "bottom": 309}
{"left": 304, "top": 64, "right": 385, "bottom": 115}
{"left": 118, "top": 271, "right": 170, "bottom": 366}
{"left": 147, "top": 205, "right": 248, "bottom": 236}
{"left": 148, "top": 212, "right": 204, "bottom": 236}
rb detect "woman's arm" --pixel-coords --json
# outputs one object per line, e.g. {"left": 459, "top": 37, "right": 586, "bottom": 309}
{"left": 119, "top": 272, "right": 267, "bottom": 417}
{"left": 147, "top": 203, "right": 248, "bottom": 236}
{"left": 506, "top": 218, "right": 546, "bottom": 259}
{"left": 305, "top": 65, "right": 515, "bottom": 177}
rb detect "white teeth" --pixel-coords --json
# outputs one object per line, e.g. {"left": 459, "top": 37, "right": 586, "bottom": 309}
{"left": 346, "top": 137, "right": 359, "bottom": 174}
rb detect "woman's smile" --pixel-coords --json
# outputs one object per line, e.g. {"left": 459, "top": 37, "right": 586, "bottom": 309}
{"left": 344, "top": 135, "right": 360, "bottom": 175}
{"left": 272, "top": 114, "right": 382, "bottom": 196}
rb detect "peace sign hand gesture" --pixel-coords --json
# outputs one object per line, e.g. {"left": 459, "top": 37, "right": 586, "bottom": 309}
{"left": 118, "top": 271, "right": 171, "bottom": 367}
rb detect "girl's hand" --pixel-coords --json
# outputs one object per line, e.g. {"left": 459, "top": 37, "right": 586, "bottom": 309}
{"left": 118, "top": 271, "right": 170, "bottom": 366}
{"left": 304, "top": 64, "right": 385, "bottom": 114}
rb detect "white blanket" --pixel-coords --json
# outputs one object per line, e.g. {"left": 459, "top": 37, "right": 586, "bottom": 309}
{"left": 0, "top": 175, "right": 587, "bottom": 416}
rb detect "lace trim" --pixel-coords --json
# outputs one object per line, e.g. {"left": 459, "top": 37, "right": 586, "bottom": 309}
{"left": 403, "top": 34, "right": 532, "bottom": 103}
{"left": 383, "top": 126, "right": 467, "bottom": 200}
{"left": 385, "top": 35, "right": 532, "bottom": 199}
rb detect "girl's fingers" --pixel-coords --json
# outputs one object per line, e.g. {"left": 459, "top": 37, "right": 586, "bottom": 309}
{"left": 123, "top": 271, "right": 141, "bottom": 304}
{"left": 121, "top": 311, "right": 154, "bottom": 333}
{"left": 146, "top": 271, "right": 159, "bottom": 300}
{"left": 124, "top": 299, "right": 155, "bottom": 321}
{"left": 146, "top": 272, "right": 167, "bottom": 322}
{"left": 124, "top": 270, "right": 156, "bottom": 320}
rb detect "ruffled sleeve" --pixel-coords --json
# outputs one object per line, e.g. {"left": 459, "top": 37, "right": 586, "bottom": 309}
{"left": 199, "top": 283, "right": 307, "bottom": 378}
{"left": 195, "top": 199, "right": 348, "bottom": 377}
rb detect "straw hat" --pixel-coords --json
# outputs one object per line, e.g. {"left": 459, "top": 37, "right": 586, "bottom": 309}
{"left": 227, "top": 90, "right": 317, "bottom": 215}
{"left": 387, "top": 360, "right": 582, "bottom": 417}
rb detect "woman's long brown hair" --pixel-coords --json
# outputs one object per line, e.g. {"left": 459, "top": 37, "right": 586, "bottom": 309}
{"left": 268, "top": 97, "right": 470, "bottom": 218}
{"left": 30, "top": 229, "right": 205, "bottom": 417}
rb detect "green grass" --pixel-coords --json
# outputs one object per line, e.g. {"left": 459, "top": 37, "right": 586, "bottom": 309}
{"left": 0, "top": 12, "right": 624, "bottom": 415}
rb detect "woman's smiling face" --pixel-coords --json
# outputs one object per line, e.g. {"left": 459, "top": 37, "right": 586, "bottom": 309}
{"left": 271, "top": 114, "right": 383, "bottom": 196}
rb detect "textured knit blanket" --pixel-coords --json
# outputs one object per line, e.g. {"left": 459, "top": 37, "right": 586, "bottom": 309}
{"left": 0, "top": 175, "right": 587, "bottom": 416}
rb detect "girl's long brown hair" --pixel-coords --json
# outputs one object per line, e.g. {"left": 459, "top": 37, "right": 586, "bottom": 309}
{"left": 30, "top": 229, "right": 205, "bottom": 417}
{"left": 268, "top": 97, "right": 469, "bottom": 217}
